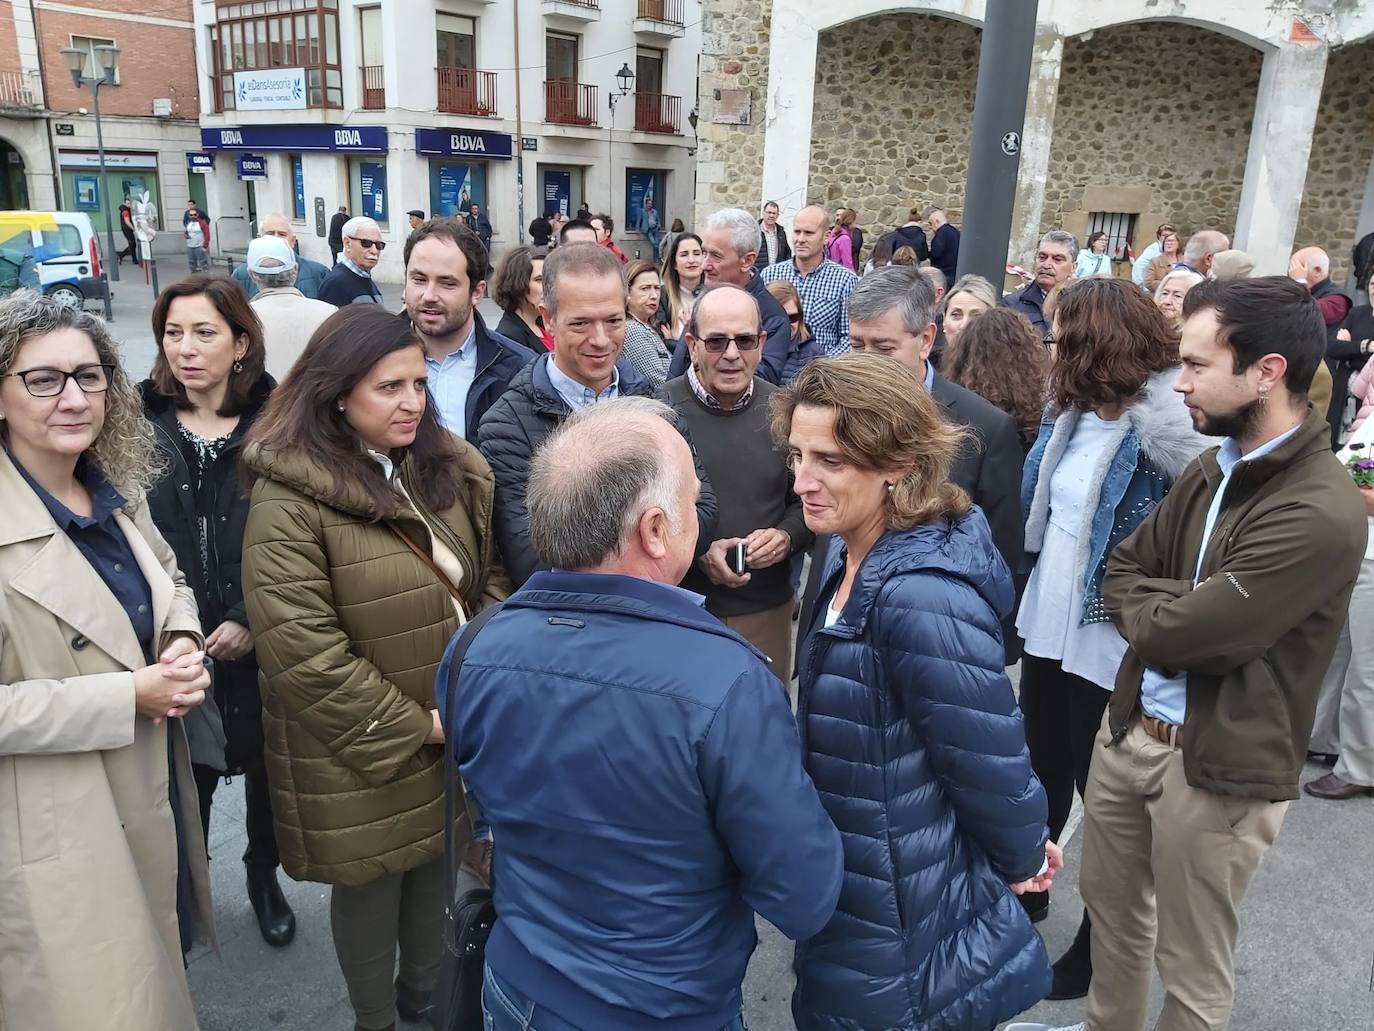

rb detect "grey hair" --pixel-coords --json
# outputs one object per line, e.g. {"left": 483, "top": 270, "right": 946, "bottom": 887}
{"left": 1183, "top": 229, "right": 1229, "bottom": 265}
{"left": 686, "top": 281, "right": 760, "bottom": 338}
{"left": 705, "top": 207, "right": 761, "bottom": 260}
{"left": 0, "top": 290, "right": 165, "bottom": 501}
{"left": 848, "top": 264, "right": 937, "bottom": 335}
{"left": 919, "top": 266, "right": 947, "bottom": 293}
{"left": 249, "top": 265, "right": 298, "bottom": 290}
{"left": 527, "top": 397, "right": 684, "bottom": 570}
{"left": 923, "top": 206, "right": 946, "bottom": 220}
{"left": 341, "top": 215, "right": 380, "bottom": 239}
{"left": 541, "top": 241, "right": 626, "bottom": 322}
{"left": 943, "top": 273, "right": 999, "bottom": 313}
{"left": 1040, "top": 230, "right": 1079, "bottom": 260}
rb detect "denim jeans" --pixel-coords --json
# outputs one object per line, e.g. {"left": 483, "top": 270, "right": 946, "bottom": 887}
{"left": 481, "top": 964, "right": 747, "bottom": 1031}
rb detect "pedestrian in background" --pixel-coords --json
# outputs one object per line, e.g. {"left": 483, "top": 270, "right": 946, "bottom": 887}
{"left": 877, "top": 207, "right": 929, "bottom": 267}
{"left": 941, "top": 272, "right": 999, "bottom": 352}
{"left": 1131, "top": 222, "right": 1176, "bottom": 288}
{"left": 185, "top": 202, "right": 211, "bottom": 273}
{"left": 926, "top": 205, "right": 961, "bottom": 286}
{"left": 639, "top": 194, "right": 662, "bottom": 259}
{"left": 1006, "top": 231, "right": 1077, "bottom": 337}
{"left": 492, "top": 245, "right": 553, "bottom": 354}
{"left": 942, "top": 306, "right": 1049, "bottom": 453}
{"left": 318, "top": 217, "right": 385, "bottom": 306}
{"left": 592, "top": 212, "right": 628, "bottom": 264}
{"left": 241, "top": 305, "right": 510, "bottom": 1031}
{"left": 623, "top": 258, "right": 671, "bottom": 385}
{"left": 758, "top": 201, "right": 790, "bottom": 267}
{"left": 781, "top": 354, "right": 1057, "bottom": 1031}
{"left": 1074, "top": 232, "right": 1113, "bottom": 278}
{"left": 825, "top": 208, "right": 856, "bottom": 272}
{"left": 142, "top": 274, "right": 294, "bottom": 948}
{"left": 661, "top": 215, "right": 686, "bottom": 263}
{"left": 246, "top": 236, "right": 337, "bottom": 381}
{"left": 465, "top": 203, "right": 494, "bottom": 255}
{"left": 762, "top": 204, "right": 858, "bottom": 357}
{"left": 451, "top": 397, "right": 842, "bottom": 1031}
{"left": 0, "top": 292, "right": 213, "bottom": 1029}
{"left": 658, "top": 231, "right": 705, "bottom": 341}
{"left": 1016, "top": 277, "right": 1210, "bottom": 999}
{"left": 1144, "top": 228, "right": 1184, "bottom": 292}
{"left": 233, "top": 214, "right": 331, "bottom": 301}
{"left": 765, "top": 278, "right": 824, "bottom": 383}
{"left": 328, "top": 205, "right": 349, "bottom": 265}
{"left": 1154, "top": 267, "right": 1205, "bottom": 332}
{"left": 528, "top": 210, "right": 552, "bottom": 248}
{"left": 118, "top": 194, "right": 139, "bottom": 266}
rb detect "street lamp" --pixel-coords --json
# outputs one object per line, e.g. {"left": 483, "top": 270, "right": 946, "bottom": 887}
{"left": 60, "top": 43, "right": 120, "bottom": 320}
{"left": 606, "top": 63, "right": 635, "bottom": 213}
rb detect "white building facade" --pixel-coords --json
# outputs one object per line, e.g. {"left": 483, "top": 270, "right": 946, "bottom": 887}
{"left": 191, "top": 0, "right": 701, "bottom": 281}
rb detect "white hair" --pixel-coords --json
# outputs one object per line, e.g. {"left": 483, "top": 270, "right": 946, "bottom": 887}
{"left": 341, "top": 216, "right": 380, "bottom": 239}
{"left": 706, "top": 208, "right": 762, "bottom": 259}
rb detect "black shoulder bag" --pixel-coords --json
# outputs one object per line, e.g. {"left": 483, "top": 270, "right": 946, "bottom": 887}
{"left": 433, "top": 602, "right": 504, "bottom": 1031}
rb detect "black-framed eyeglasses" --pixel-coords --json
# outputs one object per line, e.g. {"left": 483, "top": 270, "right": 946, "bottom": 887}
{"left": 700, "top": 333, "right": 761, "bottom": 353}
{"left": 1042, "top": 331, "right": 1056, "bottom": 346}
{"left": 349, "top": 237, "right": 386, "bottom": 251}
{"left": 3, "top": 364, "right": 115, "bottom": 398}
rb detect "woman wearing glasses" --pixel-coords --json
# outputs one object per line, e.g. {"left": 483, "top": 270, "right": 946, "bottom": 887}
{"left": 319, "top": 215, "right": 387, "bottom": 307}
{"left": 765, "top": 279, "right": 823, "bottom": 384}
{"left": 0, "top": 291, "right": 214, "bottom": 1029}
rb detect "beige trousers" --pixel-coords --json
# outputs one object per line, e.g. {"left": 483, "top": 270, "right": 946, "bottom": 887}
{"left": 722, "top": 597, "right": 795, "bottom": 685}
{"left": 1080, "top": 718, "right": 1288, "bottom": 1031}
{"left": 1309, "top": 538, "right": 1374, "bottom": 785}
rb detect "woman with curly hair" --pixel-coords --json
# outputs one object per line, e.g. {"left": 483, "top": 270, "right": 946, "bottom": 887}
{"left": 0, "top": 291, "right": 214, "bottom": 1028}
{"left": 1015, "top": 277, "right": 1213, "bottom": 1000}
{"left": 942, "top": 306, "right": 1049, "bottom": 453}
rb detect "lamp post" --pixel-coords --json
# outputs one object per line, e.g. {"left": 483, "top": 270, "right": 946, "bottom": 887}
{"left": 606, "top": 63, "right": 635, "bottom": 215}
{"left": 60, "top": 44, "right": 119, "bottom": 321}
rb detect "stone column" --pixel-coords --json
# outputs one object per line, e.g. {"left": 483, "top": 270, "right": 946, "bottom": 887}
{"left": 1007, "top": 28, "right": 1064, "bottom": 272}
{"left": 759, "top": 0, "right": 820, "bottom": 225}
{"left": 1234, "top": 37, "right": 1329, "bottom": 277}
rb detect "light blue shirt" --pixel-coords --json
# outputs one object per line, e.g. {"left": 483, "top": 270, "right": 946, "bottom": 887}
{"left": 424, "top": 325, "right": 478, "bottom": 439}
{"left": 340, "top": 254, "right": 372, "bottom": 279}
{"left": 1138, "top": 424, "right": 1302, "bottom": 724}
{"left": 547, "top": 355, "right": 620, "bottom": 410}
{"left": 922, "top": 360, "right": 934, "bottom": 393}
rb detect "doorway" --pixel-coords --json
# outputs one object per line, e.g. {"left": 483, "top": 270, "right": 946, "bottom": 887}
{"left": 1, "top": 139, "right": 30, "bottom": 209}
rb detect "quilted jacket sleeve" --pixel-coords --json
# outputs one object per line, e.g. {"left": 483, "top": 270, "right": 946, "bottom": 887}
{"left": 698, "top": 663, "right": 843, "bottom": 940}
{"left": 242, "top": 493, "right": 434, "bottom": 786}
{"left": 874, "top": 570, "right": 1049, "bottom": 882}
{"left": 476, "top": 398, "right": 541, "bottom": 587}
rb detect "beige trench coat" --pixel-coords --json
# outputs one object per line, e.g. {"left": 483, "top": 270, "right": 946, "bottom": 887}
{"left": 0, "top": 450, "right": 214, "bottom": 1030}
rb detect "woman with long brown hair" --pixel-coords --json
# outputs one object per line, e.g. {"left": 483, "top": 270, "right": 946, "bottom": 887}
{"left": 942, "top": 306, "right": 1049, "bottom": 452}
{"left": 1015, "top": 277, "right": 1212, "bottom": 998}
{"left": 241, "top": 305, "right": 509, "bottom": 1031}
{"left": 657, "top": 231, "right": 704, "bottom": 342}
{"left": 781, "top": 354, "right": 1055, "bottom": 1030}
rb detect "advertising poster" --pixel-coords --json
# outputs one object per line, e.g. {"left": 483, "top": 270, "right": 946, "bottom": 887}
{"left": 74, "top": 175, "right": 99, "bottom": 210}
{"left": 543, "top": 171, "right": 571, "bottom": 217}
{"left": 233, "top": 68, "right": 307, "bottom": 111}
{"left": 625, "top": 170, "right": 662, "bottom": 234}
{"left": 360, "top": 161, "right": 387, "bottom": 222}
{"left": 434, "top": 164, "right": 486, "bottom": 217}
{"left": 293, "top": 156, "right": 306, "bottom": 220}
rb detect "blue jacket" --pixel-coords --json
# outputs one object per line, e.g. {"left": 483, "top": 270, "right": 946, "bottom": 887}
{"left": 446, "top": 571, "right": 843, "bottom": 1031}
{"left": 232, "top": 254, "right": 330, "bottom": 300}
{"left": 793, "top": 512, "right": 1050, "bottom": 1030}
{"left": 1003, "top": 281, "right": 1049, "bottom": 336}
{"left": 1021, "top": 368, "right": 1213, "bottom": 626}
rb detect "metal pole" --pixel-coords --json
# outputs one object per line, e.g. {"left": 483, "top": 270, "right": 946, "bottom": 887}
{"left": 89, "top": 80, "right": 117, "bottom": 320}
{"left": 607, "top": 96, "right": 615, "bottom": 216}
{"left": 957, "top": 0, "right": 1039, "bottom": 288}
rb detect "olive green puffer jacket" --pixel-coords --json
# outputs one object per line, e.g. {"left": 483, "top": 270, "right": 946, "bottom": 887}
{"left": 241, "top": 440, "right": 508, "bottom": 886}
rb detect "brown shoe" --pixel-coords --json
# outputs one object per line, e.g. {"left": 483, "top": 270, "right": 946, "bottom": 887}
{"left": 1303, "top": 772, "right": 1374, "bottom": 800}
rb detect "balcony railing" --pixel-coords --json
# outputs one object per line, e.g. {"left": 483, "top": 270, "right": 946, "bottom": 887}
{"left": 545, "top": 80, "right": 598, "bottom": 126}
{"left": 634, "top": 92, "right": 680, "bottom": 134}
{"left": 636, "top": 0, "right": 684, "bottom": 24}
{"left": 437, "top": 67, "right": 498, "bottom": 117}
{"left": 360, "top": 65, "right": 385, "bottom": 110}
{"left": 0, "top": 70, "right": 39, "bottom": 108}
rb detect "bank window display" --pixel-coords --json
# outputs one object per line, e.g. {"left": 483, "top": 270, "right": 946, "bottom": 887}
{"left": 429, "top": 162, "right": 487, "bottom": 219}
{"left": 350, "top": 158, "right": 388, "bottom": 226}
{"left": 625, "top": 169, "right": 665, "bottom": 237}
{"left": 538, "top": 166, "right": 584, "bottom": 219}
{"left": 60, "top": 159, "right": 161, "bottom": 234}
{"left": 291, "top": 155, "right": 306, "bottom": 220}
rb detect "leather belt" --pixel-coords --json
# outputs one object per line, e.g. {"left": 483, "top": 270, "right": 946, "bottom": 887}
{"left": 1141, "top": 714, "right": 1183, "bottom": 749}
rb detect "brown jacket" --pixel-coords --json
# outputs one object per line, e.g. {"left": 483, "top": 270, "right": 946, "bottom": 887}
{"left": 241, "top": 440, "right": 508, "bottom": 886}
{"left": 0, "top": 449, "right": 213, "bottom": 1030}
{"left": 1103, "top": 405, "right": 1367, "bottom": 800}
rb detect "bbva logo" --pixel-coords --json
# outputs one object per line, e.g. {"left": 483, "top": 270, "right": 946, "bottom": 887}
{"left": 335, "top": 129, "right": 364, "bottom": 146}
{"left": 450, "top": 134, "right": 487, "bottom": 152}
{"left": 220, "top": 130, "right": 244, "bottom": 145}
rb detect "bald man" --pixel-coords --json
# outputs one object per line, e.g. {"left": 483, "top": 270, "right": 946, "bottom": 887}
{"left": 1179, "top": 229, "right": 1229, "bottom": 279}
{"left": 233, "top": 214, "right": 330, "bottom": 300}
{"left": 761, "top": 204, "right": 858, "bottom": 356}
{"left": 1292, "top": 246, "right": 1357, "bottom": 446}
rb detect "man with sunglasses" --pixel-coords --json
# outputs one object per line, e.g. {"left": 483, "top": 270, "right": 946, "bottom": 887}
{"left": 317, "top": 216, "right": 386, "bottom": 307}
{"left": 663, "top": 282, "right": 811, "bottom": 684}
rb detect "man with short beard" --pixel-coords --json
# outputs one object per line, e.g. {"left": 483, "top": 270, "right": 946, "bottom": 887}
{"left": 1005, "top": 231, "right": 1076, "bottom": 336}
{"left": 1020, "top": 277, "right": 1366, "bottom": 1031}
{"left": 403, "top": 218, "right": 535, "bottom": 439}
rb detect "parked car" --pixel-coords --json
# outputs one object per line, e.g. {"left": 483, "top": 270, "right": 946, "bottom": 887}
{"left": 0, "top": 210, "right": 107, "bottom": 306}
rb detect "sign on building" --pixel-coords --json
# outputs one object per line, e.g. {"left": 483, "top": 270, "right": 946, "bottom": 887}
{"left": 234, "top": 69, "right": 307, "bottom": 111}
{"left": 237, "top": 154, "right": 268, "bottom": 181}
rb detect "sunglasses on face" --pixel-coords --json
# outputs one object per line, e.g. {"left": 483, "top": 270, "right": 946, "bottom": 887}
{"left": 349, "top": 237, "right": 386, "bottom": 251}
{"left": 700, "top": 333, "right": 761, "bottom": 353}
{"left": 787, "top": 313, "right": 803, "bottom": 324}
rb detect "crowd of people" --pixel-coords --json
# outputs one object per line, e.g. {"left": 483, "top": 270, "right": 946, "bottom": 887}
{"left": 1, "top": 192, "right": 1371, "bottom": 1031}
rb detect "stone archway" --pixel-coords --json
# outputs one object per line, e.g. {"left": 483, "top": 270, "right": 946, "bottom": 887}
{"left": 0, "top": 137, "right": 30, "bottom": 210}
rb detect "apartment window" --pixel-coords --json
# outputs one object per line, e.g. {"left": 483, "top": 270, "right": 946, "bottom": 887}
{"left": 209, "top": 1, "right": 342, "bottom": 111}
{"left": 437, "top": 13, "right": 475, "bottom": 69}
{"left": 70, "top": 35, "right": 120, "bottom": 85}
{"left": 546, "top": 32, "right": 578, "bottom": 82}
{"left": 635, "top": 48, "right": 663, "bottom": 94}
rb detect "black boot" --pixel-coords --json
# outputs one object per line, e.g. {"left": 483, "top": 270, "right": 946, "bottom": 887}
{"left": 395, "top": 979, "right": 435, "bottom": 1026}
{"left": 1048, "top": 909, "right": 1093, "bottom": 1000}
{"left": 246, "top": 862, "right": 296, "bottom": 947}
{"left": 1018, "top": 888, "right": 1050, "bottom": 923}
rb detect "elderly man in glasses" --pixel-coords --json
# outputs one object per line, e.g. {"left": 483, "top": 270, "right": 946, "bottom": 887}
{"left": 317, "top": 215, "right": 386, "bottom": 307}
{"left": 662, "top": 282, "right": 812, "bottom": 684}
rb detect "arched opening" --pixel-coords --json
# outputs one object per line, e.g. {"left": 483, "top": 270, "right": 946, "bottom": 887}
{"left": 1040, "top": 20, "right": 1263, "bottom": 260}
{"left": 809, "top": 12, "right": 980, "bottom": 256}
{"left": 1, "top": 138, "right": 30, "bottom": 210}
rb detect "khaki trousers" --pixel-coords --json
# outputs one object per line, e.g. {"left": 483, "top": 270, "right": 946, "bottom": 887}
{"left": 1309, "top": 537, "right": 1374, "bottom": 785}
{"left": 722, "top": 597, "right": 795, "bottom": 684}
{"left": 1080, "top": 718, "right": 1288, "bottom": 1031}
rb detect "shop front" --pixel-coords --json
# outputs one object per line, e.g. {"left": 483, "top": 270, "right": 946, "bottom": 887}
{"left": 414, "top": 128, "right": 512, "bottom": 220}
{"left": 59, "top": 151, "right": 161, "bottom": 232}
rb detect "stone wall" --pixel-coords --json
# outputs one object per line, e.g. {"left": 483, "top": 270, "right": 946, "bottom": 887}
{"left": 808, "top": 14, "right": 979, "bottom": 249}
{"left": 693, "top": 0, "right": 772, "bottom": 227}
{"left": 1295, "top": 39, "right": 1374, "bottom": 285}
{"left": 1040, "top": 22, "right": 1261, "bottom": 245}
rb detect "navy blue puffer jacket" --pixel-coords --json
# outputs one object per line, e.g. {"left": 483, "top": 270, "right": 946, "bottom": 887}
{"left": 793, "top": 509, "right": 1051, "bottom": 1030}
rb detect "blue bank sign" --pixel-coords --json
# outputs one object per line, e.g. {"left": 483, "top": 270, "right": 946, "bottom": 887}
{"left": 236, "top": 154, "right": 268, "bottom": 180}
{"left": 414, "top": 128, "right": 513, "bottom": 161}
{"left": 201, "top": 125, "right": 389, "bottom": 154}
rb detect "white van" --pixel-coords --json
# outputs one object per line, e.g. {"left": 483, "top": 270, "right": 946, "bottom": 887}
{"left": 0, "top": 210, "right": 107, "bottom": 306}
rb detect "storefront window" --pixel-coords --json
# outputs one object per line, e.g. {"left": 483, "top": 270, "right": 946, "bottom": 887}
{"left": 210, "top": 2, "right": 341, "bottom": 111}
{"left": 292, "top": 155, "right": 305, "bottom": 220}
{"left": 429, "top": 162, "right": 487, "bottom": 219}
{"left": 350, "top": 158, "right": 388, "bottom": 226}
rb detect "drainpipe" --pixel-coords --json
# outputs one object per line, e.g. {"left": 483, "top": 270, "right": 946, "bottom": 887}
{"left": 512, "top": 0, "right": 526, "bottom": 242}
